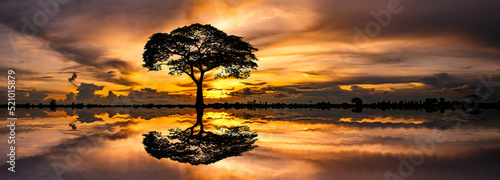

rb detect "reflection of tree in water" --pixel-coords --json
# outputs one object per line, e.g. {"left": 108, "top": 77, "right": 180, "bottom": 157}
{"left": 142, "top": 107, "right": 258, "bottom": 165}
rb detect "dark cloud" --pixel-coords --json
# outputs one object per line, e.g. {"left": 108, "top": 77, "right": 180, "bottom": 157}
{"left": 298, "top": 71, "right": 321, "bottom": 76}
{"left": 240, "top": 81, "right": 267, "bottom": 86}
{"left": 420, "top": 73, "right": 455, "bottom": 85}
{"left": 0, "top": 66, "right": 40, "bottom": 79}
{"left": 309, "top": 0, "right": 500, "bottom": 48}
{"left": 75, "top": 83, "right": 104, "bottom": 102}
{"left": 58, "top": 85, "right": 194, "bottom": 105}
{"left": 350, "top": 85, "right": 376, "bottom": 94}
{"left": 90, "top": 68, "right": 140, "bottom": 87}
{"left": 338, "top": 75, "right": 421, "bottom": 85}
{"left": 232, "top": 87, "right": 265, "bottom": 96}
{"left": 431, "top": 84, "right": 472, "bottom": 93}
{"left": 421, "top": 77, "right": 439, "bottom": 85}
{"left": 377, "top": 57, "right": 403, "bottom": 64}
{"left": 228, "top": 86, "right": 301, "bottom": 100}
{"left": 207, "top": 88, "right": 223, "bottom": 91}
{"left": 27, "top": 76, "right": 56, "bottom": 81}
{"left": 220, "top": 72, "right": 500, "bottom": 103}
{"left": 175, "top": 82, "right": 197, "bottom": 88}
{"left": 8, "top": 89, "right": 49, "bottom": 104}
{"left": 106, "top": 90, "right": 117, "bottom": 101}
{"left": 26, "top": 89, "right": 48, "bottom": 102}
{"left": 60, "top": 92, "right": 75, "bottom": 104}
{"left": 419, "top": 73, "right": 468, "bottom": 89}
{"left": 0, "top": 0, "right": 189, "bottom": 86}
{"left": 111, "top": 88, "right": 134, "bottom": 93}
{"left": 435, "top": 73, "right": 450, "bottom": 80}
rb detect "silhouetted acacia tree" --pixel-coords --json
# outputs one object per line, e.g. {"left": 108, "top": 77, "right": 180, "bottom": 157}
{"left": 143, "top": 23, "right": 258, "bottom": 106}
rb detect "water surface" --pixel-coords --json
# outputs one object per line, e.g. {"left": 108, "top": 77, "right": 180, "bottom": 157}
{"left": 1, "top": 108, "right": 499, "bottom": 180}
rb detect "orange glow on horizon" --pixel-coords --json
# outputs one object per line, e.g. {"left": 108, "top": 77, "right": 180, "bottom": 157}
{"left": 340, "top": 82, "right": 426, "bottom": 92}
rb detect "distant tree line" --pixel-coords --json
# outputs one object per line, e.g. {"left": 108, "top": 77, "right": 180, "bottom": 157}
{"left": 2, "top": 95, "right": 498, "bottom": 114}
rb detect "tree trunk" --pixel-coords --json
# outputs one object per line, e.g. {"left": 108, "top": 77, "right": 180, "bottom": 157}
{"left": 196, "top": 79, "right": 204, "bottom": 107}
{"left": 185, "top": 106, "right": 205, "bottom": 135}
{"left": 196, "top": 106, "right": 204, "bottom": 132}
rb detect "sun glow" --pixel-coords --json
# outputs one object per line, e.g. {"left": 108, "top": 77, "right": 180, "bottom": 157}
{"left": 204, "top": 89, "right": 232, "bottom": 99}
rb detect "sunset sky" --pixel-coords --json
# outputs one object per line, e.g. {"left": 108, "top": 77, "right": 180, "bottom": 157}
{"left": 1, "top": 0, "right": 499, "bottom": 104}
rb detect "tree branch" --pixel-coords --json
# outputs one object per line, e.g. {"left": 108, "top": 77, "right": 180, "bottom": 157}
{"left": 182, "top": 69, "right": 198, "bottom": 84}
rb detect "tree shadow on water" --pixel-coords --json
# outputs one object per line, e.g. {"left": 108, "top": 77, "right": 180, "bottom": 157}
{"left": 142, "top": 106, "right": 258, "bottom": 165}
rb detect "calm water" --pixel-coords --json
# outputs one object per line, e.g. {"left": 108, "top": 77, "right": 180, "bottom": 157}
{"left": 1, "top": 108, "right": 499, "bottom": 180}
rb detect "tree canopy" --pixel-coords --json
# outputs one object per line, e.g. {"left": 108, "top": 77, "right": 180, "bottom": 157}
{"left": 143, "top": 23, "right": 258, "bottom": 82}
{"left": 142, "top": 106, "right": 258, "bottom": 165}
{"left": 143, "top": 126, "right": 258, "bottom": 165}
